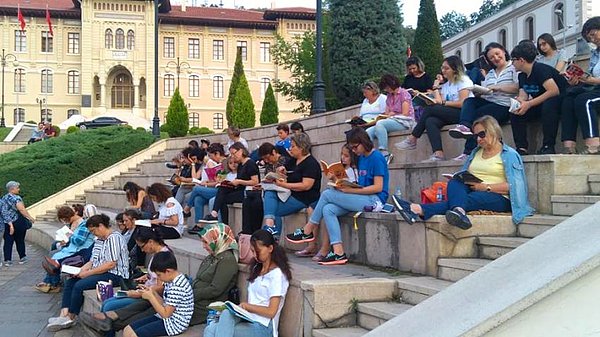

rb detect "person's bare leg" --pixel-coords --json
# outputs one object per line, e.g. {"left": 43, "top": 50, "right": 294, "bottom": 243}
{"left": 123, "top": 326, "right": 138, "bottom": 337}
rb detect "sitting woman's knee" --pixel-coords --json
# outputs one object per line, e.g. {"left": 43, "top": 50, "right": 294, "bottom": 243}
{"left": 123, "top": 326, "right": 137, "bottom": 337}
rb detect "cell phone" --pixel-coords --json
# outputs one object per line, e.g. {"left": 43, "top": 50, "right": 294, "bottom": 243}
{"left": 381, "top": 203, "right": 395, "bottom": 213}
{"left": 115, "top": 290, "right": 128, "bottom": 298}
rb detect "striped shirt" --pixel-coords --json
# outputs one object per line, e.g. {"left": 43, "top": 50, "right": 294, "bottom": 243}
{"left": 91, "top": 231, "right": 129, "bottom": 279}
{"left": 158, "top": 273, "right": 194, "bottom": 336}
{"left": 481, "top": 63, "right": 519, "bottom": 107}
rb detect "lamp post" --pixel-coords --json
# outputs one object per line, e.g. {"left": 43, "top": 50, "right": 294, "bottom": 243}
{"left": 36, "top": 97, "right": 46, "bottom": 122}
{"left": 166, "top": 56, "right": 190, "bottom": 89}
{"left": 152, "top": 0, "right": 160, "bottom": 137}
{"left": 1, "top": 49, "right": 17, "bottom": 128}
{"left": 310, "top": 0, "right": 326, "bottom": 114}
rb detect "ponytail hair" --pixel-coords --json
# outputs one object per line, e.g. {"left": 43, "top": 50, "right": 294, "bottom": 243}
{"left": 134, "top": 226, "right": 168, "bottom": 249}
{"left": 248, "top": 229, "right": 292, "bottom": 283}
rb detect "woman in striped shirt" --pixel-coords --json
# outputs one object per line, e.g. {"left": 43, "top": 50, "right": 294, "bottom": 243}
{"left": 47, "top": 214, "right": 129, "bottom": 332}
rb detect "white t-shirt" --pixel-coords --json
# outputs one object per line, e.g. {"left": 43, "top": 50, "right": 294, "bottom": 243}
{"left": 226, "top": 137, "right": 249, "bottom": 153}
{"left": 359, "top": 94, "right": 387, "bottom": 120}
{"left": 345, "top": 166, "right": 358, "bottom": 183}
{"left": 246, "top": 268, "right": 289, "bottom": 337}
{"left": 440, "top": 76, "right": 474, "bottom": 102}
{"left": 158, "top": 197, "right": 185, "bottom": 234}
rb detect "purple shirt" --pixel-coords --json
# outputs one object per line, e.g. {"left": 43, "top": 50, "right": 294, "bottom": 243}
{"left": 385, "top": 88, "right": 414, "bottom": 119}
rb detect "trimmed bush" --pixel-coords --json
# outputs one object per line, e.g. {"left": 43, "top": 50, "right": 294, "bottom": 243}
{"left": 66, "top": 126, "right": 79, "bottom": 134}
{"left": 0, "top": 126, "right": 155, "bottom": 205}
{"left": 260, "top": 83, "right": 279, "bottom": 126}
{"left": 136, "top": 127, "right": 146, "bottom": 132}
{"left": 164, "top": 88, "right": 189, "bottom": 137}
{"left": 53, "top": 128, "right": 61, "bottom": 137}
{"left": 188, "top": 127, "right": 202, "bottom": 135}
{"left": 197, "top": 127, "right": 214, "bottom": 135}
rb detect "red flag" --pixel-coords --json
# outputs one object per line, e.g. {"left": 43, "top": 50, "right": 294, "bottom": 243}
{"left": 407, "top": 45, "right": 412, "bottom": 58}
{"left": 17, "top": 4, "right": 26, "bottom": 32}
{"left": 46, "top": 5, "right": 53, "bottom": 36}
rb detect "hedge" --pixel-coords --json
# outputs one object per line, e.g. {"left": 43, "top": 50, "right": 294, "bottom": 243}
{"left": 0, "top": 126, "right": 155, "bottom": 205}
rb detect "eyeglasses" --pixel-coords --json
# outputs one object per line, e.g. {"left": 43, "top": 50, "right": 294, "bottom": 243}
{"left": 511, "top": 58, "right": 520, "bottom": 61}
{"left": 229, "top": 149, "right": 239, "bottom": 156}
{"left": 349, "top": 143, "right": 360, "bottom": 150}
{"left": 138, "top": 241, "right": 147, "bottom": 249}
{"left": 475, "top": 131, "right": 486, "bottom": 139}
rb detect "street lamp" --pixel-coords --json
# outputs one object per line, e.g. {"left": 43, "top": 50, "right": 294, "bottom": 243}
{"left": 152, "top": 0, "right": 160, "bottom": 137}
{"left": 36, "top": 97, "right": 46, "bottom": 122}
{"left": 166, "top": 56, "right": 190, "bottom": 89}
{"left": 311, "top": 0, "right": 326, "bottom": 114}
{"left": 1, "top": 48, "right": 18, "bottom": 128}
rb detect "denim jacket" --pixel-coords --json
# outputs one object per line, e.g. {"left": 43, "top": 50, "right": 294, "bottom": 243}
{"left": 463, "top": 143, "right": 534, "bottom": 224}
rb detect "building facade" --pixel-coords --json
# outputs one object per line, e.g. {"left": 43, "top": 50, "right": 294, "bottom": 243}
{"left": 0, "top": 0, "right": 315, "bottom": 129}
{"left": 442, "top": 0, "right": 598, "bottom": 63}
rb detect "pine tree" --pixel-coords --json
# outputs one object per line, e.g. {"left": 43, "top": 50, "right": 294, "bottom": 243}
{"left": 229, "top": 64, "right": 255, "bottom": 129}
{"left": 328, "top": 0, "right": 406, "bottom": 107}
{"left": 260, "top": 83, "right": 279, "bottom": 126}
{"left": 413, "top": 0, "right": 444, "bottom": 74}
{"left": 226, "top": 49, "right": 244, "bottom": 127}
{"left": 164, "top": 88, "right": 189, "bottom": 137}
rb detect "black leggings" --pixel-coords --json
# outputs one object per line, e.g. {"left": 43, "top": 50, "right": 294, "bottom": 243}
{"left": 242, "top": 190, "right": 264, "bottom": 235}
{"left": 153, "top": 225, "right": 180, "bottom": 239}
{"left": 4, "top": 216, "right": 29, "bottom": 261}
{"left": 561, "top": 89, "right": 600, "bottom": 141}
{"left": 212, "top": 187, "right": 244, "bottom": 225}
{"left": 510, "top": 95, "right": 562, "bottom": 150}
{"left": 412, "top": 105, "right": 461, "bottom": 153}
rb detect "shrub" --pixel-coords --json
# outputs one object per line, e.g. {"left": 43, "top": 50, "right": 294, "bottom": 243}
{"left": 136, "top": 127, "right": 146, "bottom": 132}
{"left": 160, "top": 131, "right": 170, "bottom": 139}
{"left": 160, "top": 124, "right": 170, "bottom": 134}
{"left": 164, "top": 88, "right": 189, "bottom": 137}
{"left": 26, "top": 120, "right": 36, "bottom": 124}
{"left": 66, "top": 126, "right": 79, "bottom": 134}
{"left": 197, "top": 127, "right": 214, "bottom": 135}
{"left": 188, "top": 127, "right": 202, "bottom": 135}
{"left": 0, "top": 126, "right": 155, "bottom": 205}
{"left": 54, "top": 128, "right": 61, "bottom": 137}
{"left": 227, "top": 49, "right": 255, "bottom": 128}
{"left": 260, "top": 83, "right": 279, "bottom": 126}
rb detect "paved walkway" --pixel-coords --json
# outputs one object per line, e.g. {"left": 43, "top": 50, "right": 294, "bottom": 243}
{"left": 0, "top": 241, "right": 87, "bottom": 337}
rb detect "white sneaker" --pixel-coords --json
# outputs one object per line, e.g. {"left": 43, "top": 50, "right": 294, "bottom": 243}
{"left": 395, "top": 138, "right": 417, "bottom": 150}
{"left": 48, "top": 316, "right": 61, "bottom": 324}
{"left": 452, "top": 153, "right": 468, "bottom": 161}
{"left": 422, "top": 154, "right": 445, "bottom": 162}
{"left": 47, "top": 316, "right": 75, "bottom": 332}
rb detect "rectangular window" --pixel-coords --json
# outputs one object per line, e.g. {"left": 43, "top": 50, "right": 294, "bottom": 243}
{"left": 68, "top": 32, "right": 80, "bottom": 54}
{"left": 213, "top": 76, "right": 223, "bottom": 98}
{"left": 14, "top": 30, "right": 26, "bottom": 52}
{"left": 237, "top": 41, "right": 247, "bottom": 61}
{"left": 41, "top": 31, "right": 53, "bottom": 53}
{"left": 260, "top": 42, "right": 271, "bottom": 62}
{"left": 68, "top": 71, "right": 80, "bottom": 94}
{"left": 163, "top": 37, "right": 175, "bottom": 58}
{"left": 164, "top": 75, "right": 175, "bottom": 96}
{"left": 14, "top": 69, "right": 25, "bottom": 93}
{"left": 188, "top": 38, "right": 200, "bottom": 59}
{"left": 213, "top": 40, "right": 224, "bottom": 60}
{"left": 41, "top": 70, "right": 53, "bottom": 93}
{"left": 189, "top": 76, "right": 200, "bottom": 97}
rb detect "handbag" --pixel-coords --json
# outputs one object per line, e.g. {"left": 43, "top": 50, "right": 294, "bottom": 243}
{"left": 238, "top": 233, "right": 255, "bottom": 265}
{"left": 420, "top": 181, "right": 448, "bottom": 204}
{"left": 62, "top": 254, "right": 85, "bottom": 267}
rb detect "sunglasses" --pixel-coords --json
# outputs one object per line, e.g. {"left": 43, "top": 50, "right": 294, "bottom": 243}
{"left": 475, "top": 131, "right": 486, "bottom": 139}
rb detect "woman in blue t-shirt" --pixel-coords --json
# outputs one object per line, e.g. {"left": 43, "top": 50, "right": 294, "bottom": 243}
{"left": 287, "top": 128, "right": 389, "bottom": 265}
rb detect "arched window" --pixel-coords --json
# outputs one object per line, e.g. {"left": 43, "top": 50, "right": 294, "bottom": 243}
{"left": 525, "top": 17, "right": 535, "bottom": 42}
{"left": 260, "top": 77, "right": 270, "bottom": 99}
{"left": 13, "top": 108, "right": 25, "bottom": 124}
{"left": 213, "top": 76, "right": 223, "bottom": 98}
{"left": 189, "top": 112, "right": 200, "bottom": 128}
{"left": 499, "top": 29, "right": 507, "bottom": 48}
{"left": 14, "top": 68, "right": 25, "bottom": 93}
{"left": 127, "top": 30, "right": 135, "bottom": 50}
{"left": 115, "top": 29, "right": 125, "bottom": 49}
{"left": 475, "top": 40, "right": 483, "bottom": 58}
{"left": 41, "top": 69, "right": 53, "bottom": 93}
{"left": 554, "top": 3, "right": 564, "bottom": 31}
{"left": 105, "top": 29, "right": 113, "bottom": 49}
{"left": 213, "top": 113, "right": 223, "bottom": 130}
{"left": 189, "top": 75, "right": 200, "bottom": 97}
{"left": 68, "top": 70, "right": 80, "bottom": 94}
{"left": 164, "top": 74, "right": 175, "bottom": 97}
{"left": 67, "top": 109, "right": 79, "bottom": 118}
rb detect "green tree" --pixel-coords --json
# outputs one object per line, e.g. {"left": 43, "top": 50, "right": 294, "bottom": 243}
{"left": 229, "top": 66, "right": 255, "bottom": 129}
{"left": 440, "top": 11, "right": 470, "bottom": 40}
{"left": 469, "top": 0, "right": 500, "bottom": 24}
{"left": 413, "top": 0, "right": 444, "bottom": 75}
{"left": 260, "top": 83, "right": 279, "bottom": 126}
{"left": 164, "top": 88, "right": 189, "bottom": 137}
{"left": 329, "top": 0, "right": 406, "bottom": 107}
{"left": 402, "top": 26, "right": 416, "bottom": 48}
{"left": 226, "top": 49, "right": 244, "bottom": 126}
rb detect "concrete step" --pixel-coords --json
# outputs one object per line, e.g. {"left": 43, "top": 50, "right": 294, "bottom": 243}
{"left": 356, "top": 302, "right": 413, "bottom": 330}
{"left": 437, "top": 258, "right": 491, "bottom": 282}
{"left": 589, "top": 174, "right": 600, "bottom": 194}
{"left": 138, "top": 159, "right": 176, "bottom": 175}
{"left": 518, "top": 214, "right": 568, "bottom": 238}
{"left": 114, "top": 173, "right": 171, "bottom": 190}
{"left": 396, "top": 276, "right": 453, "bottom": 305}
{"left": 85, "top": 189, "right": 128, "bottom": 210}
{"left": 313, "top": 327, "right": 369, "bottom": 337}
{"left": 551, "top": 195, "right": 600, "bottom": 216}
{"left": 477, "top": 236, "right": 529, "bottom": 260}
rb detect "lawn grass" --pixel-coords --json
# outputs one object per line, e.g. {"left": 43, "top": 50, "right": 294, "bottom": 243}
{"left": 0, "top": 127, "right": 13, "bottom": 141}
{"left": 0, "top": 126, "right": 155, "bottom": 205}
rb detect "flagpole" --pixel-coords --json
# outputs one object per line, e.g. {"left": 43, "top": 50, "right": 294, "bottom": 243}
{"left": 44, "top": 3, "right": 50, "bottom": 122}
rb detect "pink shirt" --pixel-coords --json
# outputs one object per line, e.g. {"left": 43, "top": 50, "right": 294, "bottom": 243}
{"left": 385, "top": 88, "right": 414, "bottom": 119}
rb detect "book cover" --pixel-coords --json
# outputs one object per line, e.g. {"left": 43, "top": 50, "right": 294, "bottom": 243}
{"left": 60, "top": 264, "right": 81, "bottom": 275}
{"left": 465, "top": 85, "right": 493, "bottom": 95}
{"left": 262, "top": 171, "right": 285, "bottom": 182}
{"left": 320, "top": 161, "right": 348, "bottom": 180}
{"left": 54, "top": 225, "right": 73, "bottom": 242}
{"left": 442, "top": 170, "right": 483, "bottom": 184}
{"left": 135, "top": 219, "right": 152, "bottom": 227}
{"left": 225, "top": 301, "right": 258, "bottom": 324}
{"left": 327, "top": 180, "right": 362, "bottom": 189}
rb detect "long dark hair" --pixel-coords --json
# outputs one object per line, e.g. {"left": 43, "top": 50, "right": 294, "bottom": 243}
{"left": 536, "top": 33, "right": 557, "bottom": 55}
{"left": 123, "top": 181, "right": 144, "bottom": 204}
{"left": 134, "top": 226, "right": 168, "bottom": 249}
{"left": 346, "top": 127, "right": 374, "bottom": 152}
{"left": 248, "top": 230, "right": 292, "bottom": 283}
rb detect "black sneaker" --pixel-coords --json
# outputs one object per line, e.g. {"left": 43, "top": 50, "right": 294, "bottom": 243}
{"left": 202, "top": 214, "right": 219, "bottom": 222}
{"left": 187, "top": 225, "right": 203, "bottom": 235}
{"left": 517, "top": 148, "right": 529, "bottom": 156}
{"left": 537, "top": 145, "right": 555, "bottom": 155}
{"left": 445, "top": 209, "right": 472, "bottom": 230}
{"left": 165, "top": 163, "right": 178, "bottom": 169}
{"left": 263, "top": 226, "right": 280, "bottom": 239}
{"left": 285, "top": 228, "right": 315, "bottom": 244}
{"left": 391, "top": 195, "right": 417, "bottom": 224}
{"left": 183, "top": 211, "right": 192, "bottom": 218}
{"left": 318, "top": 252, "right": 348, "bottom": 265}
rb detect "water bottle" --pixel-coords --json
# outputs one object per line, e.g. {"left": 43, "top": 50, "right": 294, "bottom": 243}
{"left": 207, "top": 309, "right": 218, "bottom": 326}
{"left": 436, "top": 186, "right": 444, "bottom": 202}
{"left": 394, "top": 185, "right": 403, "bottom": 200}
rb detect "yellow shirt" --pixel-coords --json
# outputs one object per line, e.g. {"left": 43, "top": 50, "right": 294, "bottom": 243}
{"left": 468, "top": 150, "right": 507, "bottom": 185}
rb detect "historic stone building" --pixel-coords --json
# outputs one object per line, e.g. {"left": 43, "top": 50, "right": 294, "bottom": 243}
{"left": 0, "top": 0, "right": 315, "bottom": 129}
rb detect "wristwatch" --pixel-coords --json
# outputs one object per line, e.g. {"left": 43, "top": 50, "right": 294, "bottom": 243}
{"left": 486, "top": 184, "right": 491, "bottom": 192}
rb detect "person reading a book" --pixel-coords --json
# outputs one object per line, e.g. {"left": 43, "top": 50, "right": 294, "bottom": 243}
{"left": 449, "top": 42, "right": 519, "bottom": 160}
{"left": 560, "top": 17, "right": 600, "bottom": 155}
{"left": 123, "top": 182, "right": 155, "bottom": 220}
{"left": 536, "top": 33, "right": 567, "bottom": 72}
{"left": 121, "top": 251, "right": 194, "bottom": 337}
{"left": 204, "top": 229, "right": 291, "bottom": 337}
{"left": 119, "top": 210, "right": 147, "bottom": 289}
{"left": 365, "top": 74, "right": 415, "bottom": 164}
{"left": 184, "top": 143, "right": 227, "bottom": 233}
{"left": 47, "top": 214, "right": 129, "bottom": 332}
{"left": 359, "top": 81, "right": 387, "bottom": 121}
{"left": 204, "top": 142, "right": 260, "bottom": 225}
{"left": 396, "top": 55, "right": 474, "bottom": 162}
{"left": 36, "top": 205, "right": 95, "bottom": 293}
{"left": 509, "top": 41, "right": 568, "bottom": 155}
{"left": 288, "top": 128, "right": 389, "bottom": 265}
{"left": 147, "top": 183, "right": 185, "bottom": 239}
{"left": 174, "top": 147, "right": 206, "bottom": 206}
{"left": 393, "top": 116, "right": 533, "bottom": 230}
{"left": 262, "top": 133, "right": 321, "bottom": 240}
{"left": 402, "top": 56, "right": 434, "bottom": 122}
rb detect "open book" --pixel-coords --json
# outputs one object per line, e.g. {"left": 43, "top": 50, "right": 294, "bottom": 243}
{"left": 207, "top": 301, "right": 228, "bottom": 311}
{"left": 465, "top": 84, "right": 493, "bottom": 95}
{"left": 442, "top": 170, "right": 483, "bottom": 184}
{"left": 262, "top": 171, "right": 285, "bottom": 183}
{"left": 564, "top": 63, "right": 590, "bottom": 79}
{"left": 320, "top": 161, "right": 348, "bottom": 180}
{"left": 508, "top": 98, "right": 521, "bottom": 113}
{"left": 407, "top": 89, "right": 436, "bottom": 106}
{"left": 328, "top": 180, "right": 362, "bottom": 189}
{"left": 216, "top": 180, "right": 235, "bottom": 188}
{"left": 224, "top": 301, "right": 258, "bottom": 324}
{"left": 346, "top": 114, "right": 389, "bottom": 127}
{"left": 61, "top": 264, "right": 82, "bottom": 275}
{"left": 135, "top": 219, "right": 152, "bottom": 227}
{"left": 55, "top": 225, "right": 73, "bottom": 242}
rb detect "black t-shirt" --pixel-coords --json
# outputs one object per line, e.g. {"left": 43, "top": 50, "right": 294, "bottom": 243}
{"left": 235, "top": 159, "right": 259, "bottom": 191}
{"left": 519, "top": 62, "right": 568, "bottom": 98}
{"left": 402, "top": 73, "right": 434, "bottom": 92}
{"left": 285, "top": 155, "right": 321, "bottom": 206}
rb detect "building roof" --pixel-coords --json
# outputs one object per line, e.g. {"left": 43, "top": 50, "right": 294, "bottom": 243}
{"left": 263, "top": 7, "right": 316, "bottom": 20}
{"left": 161, "top": 6, "right": 276, "bottom": 29}
{"left": 0, "top": 0, "right": 80, "bottom": 19}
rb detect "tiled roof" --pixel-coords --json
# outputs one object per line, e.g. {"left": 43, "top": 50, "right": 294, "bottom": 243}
{"left": 263, "top": 7, "right": 316, "bottom": 20}
{"left": 166, "top": 6, "right": 267, "bottom": 23}
{"left": 7, "top": 0, "right": 76, "bottom": 11}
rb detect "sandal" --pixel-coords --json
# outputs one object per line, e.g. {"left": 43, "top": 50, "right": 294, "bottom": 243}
{"left": 294, "top": 248, "right": 317, "bottom": 257}
{"left": 48, "top": 285, "right": 62, "bottom": 293}
{"left": 312, "top": 251, "right": 327, "bottom": 262}
{"left": 35, "top": 282, "right": 51, "bottom": 293}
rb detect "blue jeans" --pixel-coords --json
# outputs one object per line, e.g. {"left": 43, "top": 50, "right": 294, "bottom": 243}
{"left": 420, "top": 179, "right": 511, "bottom": 220}
{"left": 309, "top": 189, "right": 380, "bottom": 245}
{"left": 366, "top": 118, "right": 408, "bottom": 151}
{"left": 61, "top": 273, "right": 122, "bottom": 315}
{"left": 129, "top": 314, "right": 168, "bottom": 337}
{"left": 203, "top": 309, "right": 273, "bottom": 337}
{"left": 101, "top": 296, "right": 141, "bottom": 312}
{"left": 459, "top": 97, "right": 510, "bottom": 154}
{"left": 263, "top": 191, "right": 307, "bottom": 234}
{"left": 187, "top": 186, "right": 218, "bottom": 222}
